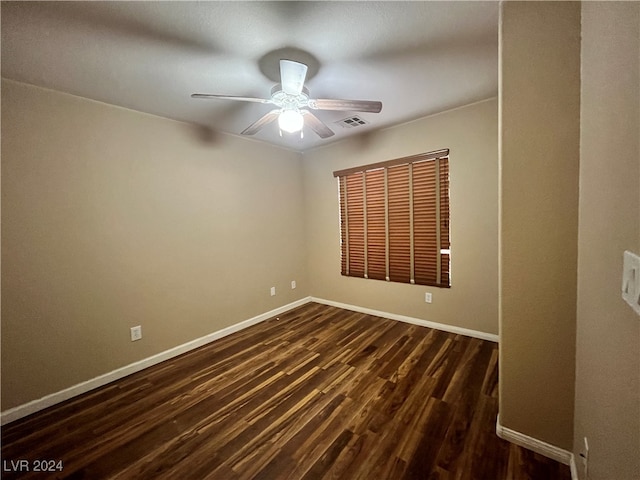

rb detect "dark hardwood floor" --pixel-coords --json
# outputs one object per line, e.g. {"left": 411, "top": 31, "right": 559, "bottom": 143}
{"left": 1, "top": 302, "right": 571, "bottom": 479}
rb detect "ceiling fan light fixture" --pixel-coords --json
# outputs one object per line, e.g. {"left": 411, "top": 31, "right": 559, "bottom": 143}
{"left": 278, "top": 109, "right": 304, "bottom": 133}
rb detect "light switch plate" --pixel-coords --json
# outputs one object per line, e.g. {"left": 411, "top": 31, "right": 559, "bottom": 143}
{"left": 622, "top": 250, "right": 640, "bottom": 316}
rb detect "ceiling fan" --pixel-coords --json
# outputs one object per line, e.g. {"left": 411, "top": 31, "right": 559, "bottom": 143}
{"left": 191, "top": 59, "right": 382, "bottom": 139}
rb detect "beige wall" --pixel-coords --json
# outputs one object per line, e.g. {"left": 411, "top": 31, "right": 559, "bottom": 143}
{"left": 1, "top": 79, "right": 309, "bottom": 410}
{"left": 499, "top": 2, "right": 580, "bottom": 450}
{"left": 2, "top": 81, "right": 499, "bottom": 414}
{"left": 574, "top": 3, "right": 640, "bottom": 479}
{"left": 303, "top": 98, "right": 499, "bottom": 335}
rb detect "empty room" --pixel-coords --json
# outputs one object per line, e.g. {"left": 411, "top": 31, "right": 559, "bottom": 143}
{"left": 1, "top": 2, "right": 638, "bottom": 479}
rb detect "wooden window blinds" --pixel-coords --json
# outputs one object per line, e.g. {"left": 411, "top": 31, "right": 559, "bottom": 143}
{"left": 334, "top": 149, "right": 450, "bottom": 288}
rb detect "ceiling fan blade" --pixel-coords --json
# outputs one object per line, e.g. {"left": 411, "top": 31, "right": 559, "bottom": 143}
{"left": 241, "top": 110, "right": 280, "bottom": 136}
{"left": 191, "top": 94, "right": 271, "bottom": 104}
{"left": 310, "top": 98, "right": 383, "bottom": 113}
{"left": 302, "top": 111, "right": 335, "bottom": 139}
{"left": 280, "top": 59, "right": 308, "bottom": 95}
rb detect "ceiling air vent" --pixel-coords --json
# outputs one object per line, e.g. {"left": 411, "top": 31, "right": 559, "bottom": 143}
{"left": 336, "top": 115, "right": 369, "bottom": 128}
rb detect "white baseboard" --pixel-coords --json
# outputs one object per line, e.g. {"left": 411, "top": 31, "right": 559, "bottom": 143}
{"left": 310, "top": 297, "right": 499, "bottom": 343}
{"left": 0, "top": 297, "right": 313, "bottom": 425}
{"left": 496, "top": 414, "right": 573, "bottom": 466}
{"left": 2, "top": 296, "right": 497, "bottom": 425}
{"left": 570, "top": 453, "right": 579, "bottom": 480}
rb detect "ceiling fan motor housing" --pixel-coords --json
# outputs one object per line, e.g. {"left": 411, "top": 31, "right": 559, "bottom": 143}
{"left": 270, "top": 85, "right": 310, "bottom": 113}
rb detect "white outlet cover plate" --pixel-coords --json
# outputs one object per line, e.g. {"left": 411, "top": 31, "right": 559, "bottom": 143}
{"left": 130, "top": 326, "right": 142, "bottom": 341}
{"left": 622, "top": 250, "right": 640, "bottom": 316}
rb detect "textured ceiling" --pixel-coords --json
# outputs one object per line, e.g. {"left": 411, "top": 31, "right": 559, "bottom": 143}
{"left": 1, "top": 1, "right": 499, "bottom": 152}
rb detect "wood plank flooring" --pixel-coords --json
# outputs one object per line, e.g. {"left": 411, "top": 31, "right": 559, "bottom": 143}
{"left": 1, "top": 303, "right": 571, "bottom": 479}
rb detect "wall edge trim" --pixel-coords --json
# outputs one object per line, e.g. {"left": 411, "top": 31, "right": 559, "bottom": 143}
{"left": 496, "top": 414, "right": 574, "bottom": 466}
{"left": 569, "top": 452, "right": 579, "bottom": 480}
{"left": 1, "top": 296, "right": 313, "bottom": 425}
{"left": 310, "top": 297, "right": 499, "bottom": 342}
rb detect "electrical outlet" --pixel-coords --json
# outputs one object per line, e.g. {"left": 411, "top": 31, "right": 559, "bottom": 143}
{"left": 425, "top": 292, "right": 432, "bottom": 303}
{"left": 130, "top": 325, "right": 142, "bottom": 342}
{"left": 270, "top": 286, "right": 276, "bottom": 296}
{"left": 291, "top": 280, "right": 296, "bottom": 289}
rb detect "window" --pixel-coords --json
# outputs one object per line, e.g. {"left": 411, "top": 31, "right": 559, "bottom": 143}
{"left": 334, "top": 149, "right": 450, "bottom": 288}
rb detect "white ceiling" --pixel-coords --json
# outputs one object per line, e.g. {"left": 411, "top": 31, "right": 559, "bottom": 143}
{"left": 1, "top": 1, "right": 499, "bottom": 152}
